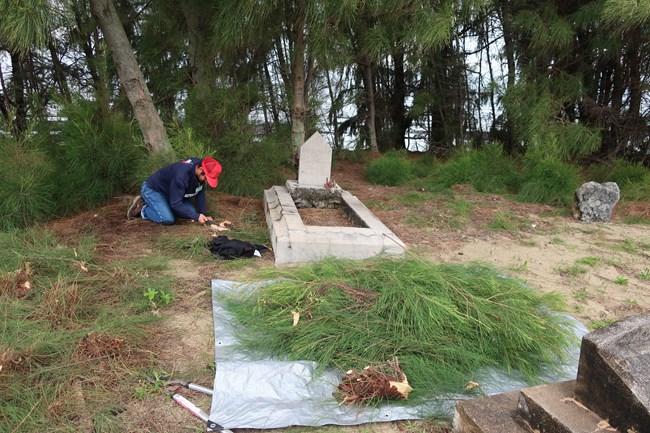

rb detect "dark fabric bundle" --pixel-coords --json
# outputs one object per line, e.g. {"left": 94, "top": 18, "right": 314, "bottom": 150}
{"left": 208, "top": 236, "right": 268, "bottom": 260}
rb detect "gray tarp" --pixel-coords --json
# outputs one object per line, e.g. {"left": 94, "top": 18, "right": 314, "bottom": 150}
{"left": 208, "top": 279, "right": 588, "bottom": 430}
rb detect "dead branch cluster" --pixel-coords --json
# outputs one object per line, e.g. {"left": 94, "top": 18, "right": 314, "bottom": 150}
{"left": 335, "top": 357, "right": 412, "bottom": 405}
{"left": 1, "top": 261, "right": 33, "bottom": 298}
{"left": 76, "top": 332, "right": 125, "bottom": 359}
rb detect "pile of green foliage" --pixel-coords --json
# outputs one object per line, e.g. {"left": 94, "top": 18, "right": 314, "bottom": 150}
{"left": 223, "top": 257, "right": 575, "bottom": 401}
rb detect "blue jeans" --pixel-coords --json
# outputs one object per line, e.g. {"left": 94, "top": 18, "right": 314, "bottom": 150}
{"left": 140, "top": 181, "right": 197, "bottom": 225}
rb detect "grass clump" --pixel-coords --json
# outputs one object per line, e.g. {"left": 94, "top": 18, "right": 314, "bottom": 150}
{"left": 222, "top": 257, "right": 574, "bottom": 401}
{"left": 433, "top": 144, "right": 519, "bottom": 194}
{"left": 587, "top": 159, "right": 650, "bottom": 202}
{"left": 516, "top": 156, "right": 581, "bottom": 206}
{"left": 365, "top": 151, "right": 414, "bottom": 186}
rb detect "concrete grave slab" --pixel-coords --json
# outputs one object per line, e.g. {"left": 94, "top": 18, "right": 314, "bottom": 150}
{"left": 453, "top": 391, "right": 530, "bottom": 433}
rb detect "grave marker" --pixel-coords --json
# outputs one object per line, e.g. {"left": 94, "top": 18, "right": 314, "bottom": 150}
{"left": 298, "top": 132, "right": 332, "bottom": 188}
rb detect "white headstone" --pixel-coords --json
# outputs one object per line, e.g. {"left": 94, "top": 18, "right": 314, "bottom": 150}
{"left": 298, "top": 132, "right": 332, "bottom": 188}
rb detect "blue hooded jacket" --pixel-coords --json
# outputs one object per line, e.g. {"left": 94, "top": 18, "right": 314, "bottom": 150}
{"left": 145, "top": 158, "right": 206, "bottom": 220}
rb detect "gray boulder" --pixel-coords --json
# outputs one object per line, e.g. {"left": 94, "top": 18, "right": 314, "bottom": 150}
{"left": 574, "top": 181, "right": 620, "bottom": 222}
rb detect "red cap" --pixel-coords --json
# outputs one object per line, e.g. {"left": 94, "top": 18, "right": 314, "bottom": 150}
{"left": 202, "top": 156, "right": 222, "bottom": 188}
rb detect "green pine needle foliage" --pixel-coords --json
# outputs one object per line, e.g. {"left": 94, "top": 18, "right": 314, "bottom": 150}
{"left": 434, "top": 144, "right": 520, "bottom": 194}
{"left": 586, "top": 160, "right": 650, "bottom": 201}
{"left": 181, "top": 86, "right": 289, "bottom": 197}
{"left": 365, "top": 150, "right": 414, "bottom": 186}
{"left": 46, "top": 99, "right": 146, "bottom": 214}
{"left": 516, "top": 155, "right": 581, "bottom": 206}
{"left": 223, "top": 257, "right": 574, "bottom": 400}
{"left": 215, "top": 129, "right": 290, "bottom": 197}
{"left": 0, "top": 140, "right": 57, "bottom": 230}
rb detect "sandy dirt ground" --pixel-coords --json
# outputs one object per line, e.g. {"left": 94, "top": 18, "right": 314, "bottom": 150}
{"left": 44, "top": 160, "right": 650, "bottom": 433}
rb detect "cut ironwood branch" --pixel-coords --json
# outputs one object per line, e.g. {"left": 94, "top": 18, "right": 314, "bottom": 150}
{"left": 315, "top": 281, "right": 378, "bottom": 306}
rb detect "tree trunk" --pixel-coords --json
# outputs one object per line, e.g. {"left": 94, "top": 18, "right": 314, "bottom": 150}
{"left": 290, "top": 11, "right": 307, "bottom": 157}
{"left": 89, "top": 0, "right": 171, "bottom": 154}
{"left": 49, "top": 41, "right": 70, "bottom": 101}
{"left": 627, "top": 30, "right": 642, "bottom": 117}
{"left": 387, "top": 50, "right": 411, "bottom": 151}
{"left": 181, "top": 1, "right": 215, "bottom": 95}
{"left": 360, "top": 58, "right": 378, "bottom": 152}
{"left": 10, "top": 52, "right": 27, "bottom": 136}
{"left": 499, "top": 1, "right": 517, "bottom": 154}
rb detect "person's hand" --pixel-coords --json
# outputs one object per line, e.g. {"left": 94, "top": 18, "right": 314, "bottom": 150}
{"left": 198, "top": 214, "right": 213, "bottom": 224}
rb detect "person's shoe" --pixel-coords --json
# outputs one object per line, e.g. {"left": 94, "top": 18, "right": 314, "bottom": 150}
{"left": 127, "top": 195, "right": 145, "bottom": 220}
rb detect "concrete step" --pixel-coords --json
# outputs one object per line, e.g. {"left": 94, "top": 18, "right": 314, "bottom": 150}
{"left": 575, "top": 314, "right": 650, "bottom": 432}
{"left": 452, "top": 391, "right": 532, "bottom": 433}
{"left": 517, "top": 380, "right": 620, "bottom": 433}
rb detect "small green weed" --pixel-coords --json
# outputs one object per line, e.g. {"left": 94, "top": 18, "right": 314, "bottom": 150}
{"left": 556, "top": 264, "right": 587, "bottom": 277}
{"left": 550, "top": 237, "right": 564, "bottom": 245}
{"left": 575, "top": 256, "right": 600, "bottom": 267}
{"left": 573, "top": 287, "right": 591, "bottom": 300}
{"left": 590, "top": 318, "right": 616, "bottom": 330}
{"left": 613, "top": 276, "right": 629, "bottom": 286}
{"left": 638, "top": 268, "right": 650, "bottom": 281}
{"left": 143, "top": 288, "right": 175, "bottom": 305}
{"left": 132, "top": 370, "right": 169, "bottom": 400}
{"left": 487, "top": 211, "right": 527, "bottom": 232}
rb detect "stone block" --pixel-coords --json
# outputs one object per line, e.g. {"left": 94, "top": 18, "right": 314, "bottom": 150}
{"left": 518, "top": 380, "right": 618, "bottom": 433}
{"left": 298, "top": 132, "right": 332, "bottom": 188}
{"left": 575, "top": 314, "right": 650, "bottom": 432}
{"left": 452, "top": 391, "right": 530, "bottom": 433}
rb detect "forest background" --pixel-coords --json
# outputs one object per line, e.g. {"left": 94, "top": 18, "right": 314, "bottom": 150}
{"left": 1, "top": 0, "right": 649, "bottom": 228}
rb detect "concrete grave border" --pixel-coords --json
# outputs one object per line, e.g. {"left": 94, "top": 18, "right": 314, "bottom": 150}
{"left": 263, "top": 180, "right": 406, "bottom": 266}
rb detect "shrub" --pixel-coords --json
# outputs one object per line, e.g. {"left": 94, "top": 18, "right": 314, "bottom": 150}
{"left": 434, "top": 144, "right": 520, "bottom": 193}
{"left": 410, "top": 152, "right": 438, "bottom": 178}
{"left": 516, "top": 156, "right": 581, "bottom": 206}
{"left": 364, "top": 150, "right": 414, "bottom": 186}
{"left": 0, "top": 139, "right": 57, "bottom": 229}
{"left": 587, "top": 159, "right": 650, "bottom": 201}
{"left": 45, "top": 99, "right": 146, "bottom": 214}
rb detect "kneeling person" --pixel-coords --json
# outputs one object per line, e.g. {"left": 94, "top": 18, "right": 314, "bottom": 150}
{"left": 127, "top": 156, "right": 222, "bottom": 225}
